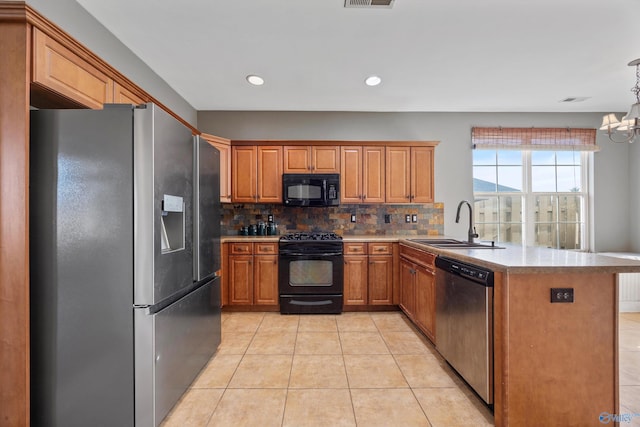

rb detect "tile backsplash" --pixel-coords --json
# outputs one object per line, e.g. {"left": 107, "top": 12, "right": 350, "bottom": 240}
{"left": 221, "top": 203, "right": 444, "bottom": 236}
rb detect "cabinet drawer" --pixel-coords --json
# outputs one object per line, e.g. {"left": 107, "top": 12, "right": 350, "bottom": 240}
{"left": 344, "top": 243, "right": 367, "bottom": 255}
{"left": 255, "top": 243, "right": 277, "bottom": 255}
{"left": 230, "top": 242, "right": 253, "bottom": 255}
{"left": 369, "top": 242, "right": 392, "bottom": 255}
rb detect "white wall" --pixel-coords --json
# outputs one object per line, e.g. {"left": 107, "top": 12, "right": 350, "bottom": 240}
{"left": 197, "top": 110, "right": 633, "bottom": 252}
{"left": 28, "top": 0, "right": 197, "bottom": 126}
{"left": 630, "top": 142, "right": 640, "bottom": 253}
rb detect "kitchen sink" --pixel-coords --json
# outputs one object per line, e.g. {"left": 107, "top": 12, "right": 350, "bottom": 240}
{"left": 409, "top": 238, "right": 504, "bottom": 249}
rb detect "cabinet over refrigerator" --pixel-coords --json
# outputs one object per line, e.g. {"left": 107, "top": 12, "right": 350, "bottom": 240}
{"left": 29, "top": 103, "right": 222, "bottom": 427}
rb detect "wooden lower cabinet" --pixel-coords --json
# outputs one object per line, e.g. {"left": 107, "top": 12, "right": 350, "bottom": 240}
{"left": 413, "top": 264, "right": 435, "bottom": 342}
{"left": 369, "top": 254, "right": 393, "bottom": 305}
{"left": 253, "top": 254, "right": 278, "bottom": 305}
{"left": 344, "top": 242, "right": 394, "bottom": 306}
{"left": 344, "top": 255, "right": 368, "bottom": 305}
{"left": 399, "top": 244, "right": 436, "bottom": 342}
{"left": 399, "top": 258, "right": 416, "bottom": 317}
{"left": 227, "top": 242, "right": 278, "bottom": 306}
{"left": 228, "top": 254, "right": 253, "bottom": 305}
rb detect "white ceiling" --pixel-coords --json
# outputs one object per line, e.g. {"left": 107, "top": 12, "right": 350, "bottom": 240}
{"left": 76, "top": 0, "right": 639, "bottom": 113}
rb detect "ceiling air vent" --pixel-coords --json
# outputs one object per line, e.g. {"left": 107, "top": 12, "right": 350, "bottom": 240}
{"left": 559, "top": 97, "right": 590, "bottom": 103}
{"left": 344, "top": 0, "right": 395, "bottom": 8}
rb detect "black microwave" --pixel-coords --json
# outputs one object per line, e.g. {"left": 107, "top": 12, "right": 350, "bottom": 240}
{"left": 282, "top": 173, "right": 340, "bottom": 207}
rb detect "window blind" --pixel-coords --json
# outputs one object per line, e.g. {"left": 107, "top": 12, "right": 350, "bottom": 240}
{"left": 471, "top": 127, "right": 598, "bottom": 151}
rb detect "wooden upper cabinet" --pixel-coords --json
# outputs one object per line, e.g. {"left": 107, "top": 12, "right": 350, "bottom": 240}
{"left": 283, "top": 145, "right": 339, "bottom": 173}
{"left": 32, "top": 28, "right": 113, "bottom": 109}
{"left": 232, "top": 146, "right": 282, "bottom": 203}
{"left": 386, "top": 147, "right": 411, "bottom": 203}
{"left": 340, "top": 146, "right": 363, "bottom": 203}
{"left": 362, "top": 147, "right": 385, "bottom": 203}
{"left": 312, "top": 146, "right": 340, "bottom": 173}
{"left": 202, "top": 133, "right": 232, "bottom": 203}
{"left": 386, "top": 146, "right": 434, "bottom": 204}
{"left": 257, "top": 146, "right": 282, "bottom": 203}
{"left": 283, "top": 146, "right": 310, "bottom": 173}
{"left": 232, "top": 146, "right": 257, "bottom": 202}
{"left": 340, "top": 146, "right": 385, "bottom": 204}
{"left": 411, "top": 147, "right": 434, "bottom": 203}
{"left": 113, "top": 82, "right": 145, "bottom": 105}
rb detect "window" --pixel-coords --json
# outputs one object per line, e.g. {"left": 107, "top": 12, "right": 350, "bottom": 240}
{"left": 471, "top": 127, "right": 596, "bottom": 251}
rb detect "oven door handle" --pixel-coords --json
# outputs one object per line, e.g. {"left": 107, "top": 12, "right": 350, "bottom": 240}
{"left": 280, "top": 252, "right": 342, "bottom": 257}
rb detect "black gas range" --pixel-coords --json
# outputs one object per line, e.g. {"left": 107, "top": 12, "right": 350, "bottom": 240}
{"left": 278, "top": 231, "right": 344, "bottom": 314}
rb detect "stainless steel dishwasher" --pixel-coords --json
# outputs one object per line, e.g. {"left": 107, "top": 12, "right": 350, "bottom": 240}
{"left": 435, "top": 256, "right": 494, "bottom": 405}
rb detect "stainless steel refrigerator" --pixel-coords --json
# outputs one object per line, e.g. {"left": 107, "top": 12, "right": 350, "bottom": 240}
{"left": 29, "top": 103, "right": 222, "bottom": 427}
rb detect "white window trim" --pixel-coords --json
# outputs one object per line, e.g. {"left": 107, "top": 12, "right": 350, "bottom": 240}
{"left": 473, "top": 150, "right": 592, "bottom": 251}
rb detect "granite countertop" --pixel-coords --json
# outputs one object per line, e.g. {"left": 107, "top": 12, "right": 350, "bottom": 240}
{"left": 221, "top": 234, "right": 408, "bottom": 243}
{"left": 220, "top": 234, "right": 640, "bottom": 273}
{"left": 400, "top": 239, "right": 640, "bottom": 274}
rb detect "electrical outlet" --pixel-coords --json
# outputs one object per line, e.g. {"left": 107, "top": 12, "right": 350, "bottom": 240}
{"left": 405, "top": 214, "right": 411, "bottom": 223}
{"left": 550, "top": 288, "right": 574, "bottom": 303}
{"left": 411, "top": 214, "right": 418, "bottom": 223}
{"left": 351, "top": 214, "right": 356, "bottom": 223}
{"left": 267, "top": 214, "right": 273, "bottom": 222}
{"left": 384, "top": 214, "right": 391, "bottom": 224}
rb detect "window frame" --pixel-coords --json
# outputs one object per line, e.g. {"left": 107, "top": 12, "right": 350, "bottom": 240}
{"left": 472, "top": 150, "right": 591, "bottom": 251}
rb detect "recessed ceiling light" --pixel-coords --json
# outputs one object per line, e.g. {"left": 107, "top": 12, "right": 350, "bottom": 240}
{"left": 365, "top": 75, "right": 382, "bottom": 86}
{"left": 246, "top": 75, "right": 264, "bottom": 86}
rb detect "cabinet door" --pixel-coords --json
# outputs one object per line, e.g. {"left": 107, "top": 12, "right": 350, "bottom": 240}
{"left": 368, "top": 255, "right": 393, "bottom": 305}
{"left": 414, "top": 264, "right": 436, "bottom": 342}
{"left": 257, "top": 146, "right": 282, "bottom": 203}
{"left": 411, "top": 147, "right": 434, "bottom": 203}
{"left": 386, "top": 147, "right": 411, "bottom": 203}
{"left": 312, "top": 146, "right": 340, "bottom": 173}
{"left": 283, "top": 146, "right": 310, "bottom": 173}
{"left": 113, "top": 82, "right": 145, "bottom": 105}
{"left": 228, "top": 255, "right": 253, "bottom": 305}
{"left": 399, "top": 258, "right": 416, "bottom": 318}
{"left": 340, "top": 146, "right": 363, "bottom": 203}
{"left": 202, "top": 134, "right": 232, "bottom": 203}
{"left": 363, "top": 146, "right": 385, "bottom": 203}
{"left": 344, "top": 255, "right": 368, "bottom": 305}
{"left": 254, "top": 255, "right": 279, "bottom": 305}
{"left": 232, "top": 146, "right": 257, "bottom": 202}
{"left": 32, "top": 28, "right": 113, "bottom": 109}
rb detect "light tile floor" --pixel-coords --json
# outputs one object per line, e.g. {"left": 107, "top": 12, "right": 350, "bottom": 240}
{"left": 162, "top": 311, "right": 640, "bottom": 427}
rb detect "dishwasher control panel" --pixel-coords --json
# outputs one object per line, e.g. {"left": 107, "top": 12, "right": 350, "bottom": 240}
{"left": 436, "top": 256, "right": 494, "bottom": 286}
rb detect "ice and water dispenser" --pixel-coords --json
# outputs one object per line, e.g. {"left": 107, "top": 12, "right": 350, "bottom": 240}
{"left": 160, "top": 194, "right": 185, "bottom": 253}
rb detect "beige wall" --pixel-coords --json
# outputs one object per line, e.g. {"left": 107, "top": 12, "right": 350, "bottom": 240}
{"left": 198, "top": 110, "right": 632, "bottom": 252}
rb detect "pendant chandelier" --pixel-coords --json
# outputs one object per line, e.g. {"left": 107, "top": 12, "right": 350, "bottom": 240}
{"left": 600, "top": 58, "right": 640, "bottom": 143}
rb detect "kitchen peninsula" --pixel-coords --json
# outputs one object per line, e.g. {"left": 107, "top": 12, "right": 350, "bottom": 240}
{"left": 223, "top": 234, "right": 640, "bottom": 426}
{"left": 402, "top": 239, "right": 640, "bottom": 427}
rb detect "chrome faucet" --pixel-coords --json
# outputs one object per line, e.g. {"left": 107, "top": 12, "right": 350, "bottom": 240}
{"left": 455, "top": 200, "right": 479, "bottom": 243}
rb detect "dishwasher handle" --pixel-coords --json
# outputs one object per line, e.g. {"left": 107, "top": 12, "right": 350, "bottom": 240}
{"left": 435, "top": 256, "right": 494, "bottom": 286}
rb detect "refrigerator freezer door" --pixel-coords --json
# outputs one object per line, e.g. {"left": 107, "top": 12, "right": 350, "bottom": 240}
{"left": 135, "top": 277, "right": 221, "bottom": 427}
{"left": 194, "top": 135, "right": 221, "bottom": 281}
{"left": 30, "top": 107, "right": 135, "bottom": 427}
{"left": 134, "top": 104, "right": 195, "bottom": 305}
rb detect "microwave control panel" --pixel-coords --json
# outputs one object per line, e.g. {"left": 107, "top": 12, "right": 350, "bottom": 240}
{"left": 327, "top": 183, "right": 338, "bottom": 200}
